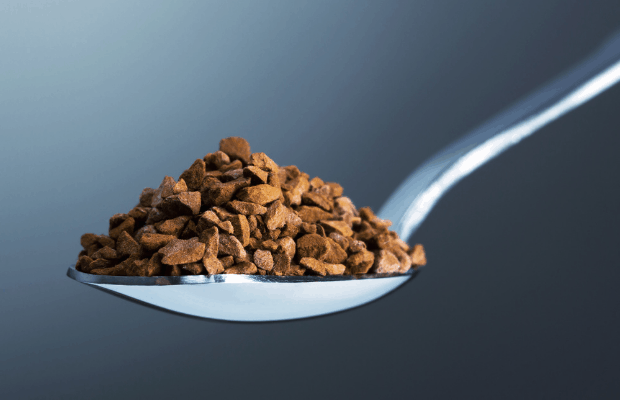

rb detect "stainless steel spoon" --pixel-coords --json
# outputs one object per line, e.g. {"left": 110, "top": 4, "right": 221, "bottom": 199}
{"left": 67, "top": 31, "right": 620, "bottom": 322}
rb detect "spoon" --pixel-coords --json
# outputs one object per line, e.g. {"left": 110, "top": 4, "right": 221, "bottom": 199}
{"left": 67, "top": 31, "right": 620, "bottom": 322}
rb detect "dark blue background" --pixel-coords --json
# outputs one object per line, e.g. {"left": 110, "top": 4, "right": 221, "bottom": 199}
{"left": 2, "top": 1, "right": 619, "bottom": 398}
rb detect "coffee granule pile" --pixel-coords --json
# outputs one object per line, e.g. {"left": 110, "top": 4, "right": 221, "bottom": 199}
{"left": 75, "top": 137, "right": 426, "bottom": 277}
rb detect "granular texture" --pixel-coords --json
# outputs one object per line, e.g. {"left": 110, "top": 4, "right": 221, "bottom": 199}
{"left": 75, "top": 137, "right": 426, "bottom": 276}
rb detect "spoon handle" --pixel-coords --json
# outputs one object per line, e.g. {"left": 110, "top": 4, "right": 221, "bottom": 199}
{"left": 379, "top": 30, "right": 620, "bottom": 242}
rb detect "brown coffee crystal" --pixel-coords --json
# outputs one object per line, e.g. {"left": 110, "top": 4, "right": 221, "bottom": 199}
{"left": 75, "top": 137, "right": 426, "bottom": 277}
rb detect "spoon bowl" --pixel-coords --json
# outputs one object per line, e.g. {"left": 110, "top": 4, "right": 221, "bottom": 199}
{"left": 67, "top": 266, "right": 417, "bottom": 321}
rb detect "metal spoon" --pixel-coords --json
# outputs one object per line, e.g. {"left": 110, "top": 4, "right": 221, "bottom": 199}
{"left": 67, "top": 31, "right": 620, "bottom": 322}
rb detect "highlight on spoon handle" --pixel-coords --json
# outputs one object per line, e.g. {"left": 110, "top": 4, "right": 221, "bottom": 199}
{"left": 379, "top": 30, "right": 620, "bottom": 243}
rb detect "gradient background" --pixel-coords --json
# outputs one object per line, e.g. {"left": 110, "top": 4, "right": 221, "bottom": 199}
{"left": 2, "top": 1, "right": 620, "bottom": 398}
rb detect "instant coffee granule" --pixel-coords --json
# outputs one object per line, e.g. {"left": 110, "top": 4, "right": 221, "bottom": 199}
{"left": 75, "top": 137, "right": 427, "bottom": 277}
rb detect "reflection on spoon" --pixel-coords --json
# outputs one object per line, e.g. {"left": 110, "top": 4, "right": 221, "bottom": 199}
{"left": 67, "top": 31, "right": 620, "bottom": 322}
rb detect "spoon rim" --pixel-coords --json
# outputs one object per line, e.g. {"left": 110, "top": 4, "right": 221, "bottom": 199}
{"left": 66, "top": 265, "right": 418, "bottom": 286}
